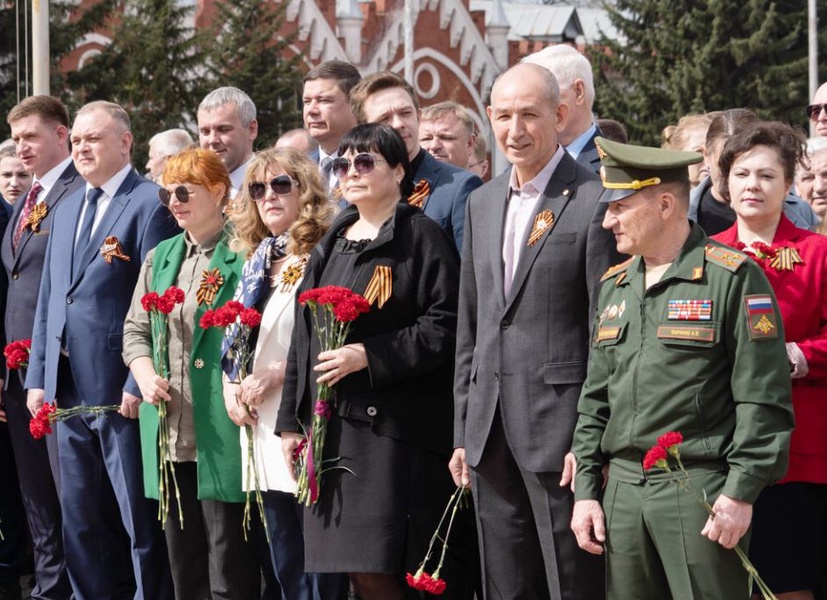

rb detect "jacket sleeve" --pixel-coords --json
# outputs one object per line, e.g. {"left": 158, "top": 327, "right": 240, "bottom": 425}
{"left": 122, "top": 251, "right": 155, "bottom": 370}
{"left": 722, "top": 262, "right": 794, "bottom": 503}
{"left": 361, "top": 219, "right": 460, "bottom": 387}
{"left": 449, "top": 172, "right": 482, "bottom": 252}
{"left": 25, "top": 220, "right": 53, "bottom": 391}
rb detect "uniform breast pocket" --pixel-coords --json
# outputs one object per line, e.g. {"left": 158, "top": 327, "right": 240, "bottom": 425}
{"left": 657, "top": 322, "right": 720, "bottom": 348}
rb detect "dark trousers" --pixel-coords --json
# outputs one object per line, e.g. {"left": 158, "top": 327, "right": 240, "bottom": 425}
{"left": 4, "top": 374, "right": 71, "bottom": 599}
{"left": 0, "top": 419, "right": 26, "bottom": 587}
{"left": 471, "top": 409, "right": 604, "bottom": 600}
{"left": 57, "top": 355, "right": 172, "bottom": 600}
{"left": 262, "top": 490, "right": 349, "bottom": 600}
{"left": 164, "top": 461, "right": 259, "bottom": 600}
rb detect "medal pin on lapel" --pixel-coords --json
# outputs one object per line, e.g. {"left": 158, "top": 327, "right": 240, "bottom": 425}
{"left": 527, "top": 210, "right": 554, "bottom": 247}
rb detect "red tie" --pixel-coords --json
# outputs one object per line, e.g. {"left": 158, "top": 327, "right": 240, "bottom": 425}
{"left": 13, "top": 182, "right": 43, "bottom": 248}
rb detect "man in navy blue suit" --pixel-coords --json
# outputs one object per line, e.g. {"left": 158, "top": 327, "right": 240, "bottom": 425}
{"left": 349, "top": 71, "right": 482, "bottom": 250}
{"left": 26, "top": 100, "right": 178, "bottom": 600}
{"left": 523, "top": 45, "right": 603, "bottom": 174}
{"left": 2, "top": 95, "right": 82, "bottom": 600}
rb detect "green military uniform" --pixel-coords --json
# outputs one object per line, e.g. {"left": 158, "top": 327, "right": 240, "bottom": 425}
{"left": 572, "top": 138, "right": 795, "bottom": 599}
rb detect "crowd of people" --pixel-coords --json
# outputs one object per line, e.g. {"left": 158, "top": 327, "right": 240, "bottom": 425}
{"left": 0, "top": 42, "right": 824, "bottom": 600}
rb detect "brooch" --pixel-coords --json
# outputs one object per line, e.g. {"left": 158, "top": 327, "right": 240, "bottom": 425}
{"left": 100, "top": 236, "right": 131, "bottom": 264}
{"left": 769, "top": 247, "right": 803, "bottom": 272}
{"left": 364, "top": 265, "right": 393, "bottom": 308}
{"left": 197, "top": 268, "right": 224, "bottom": 306}
{"left": 26, "top": 203, "right": 48, "bottom": 232}
{"left": 280, "top": 257, "right": 307, "bottom": 292}
{"left": 527, "top": 210, "right": 554, "bottom": 246}
{"left": 408, "top": 179, "right": 431, "bottom": 209}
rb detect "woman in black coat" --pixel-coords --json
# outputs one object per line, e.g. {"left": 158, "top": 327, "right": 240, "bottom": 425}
{"left": 277, "top": 124, "right": 472, "bottom": 599}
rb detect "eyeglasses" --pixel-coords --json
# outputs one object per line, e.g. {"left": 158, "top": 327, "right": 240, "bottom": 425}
{"left": 330, "top": 154, "right": 387, "bottom": 180}
{"left": 248, "top": 175, "right": 299, "bottom": 201}
{"left": 806, "top": 104, "right": 827, "bottom": 120}
{"left": 158, "top": 185, "right": 189, "bottom": 206}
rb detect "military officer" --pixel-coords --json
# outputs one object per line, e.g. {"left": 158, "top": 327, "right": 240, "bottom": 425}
{"left": 570, "top": 137, "right": 795, "bottom": 599}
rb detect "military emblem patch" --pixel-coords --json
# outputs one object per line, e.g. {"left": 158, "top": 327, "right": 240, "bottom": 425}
{"left": 743, "top": 295, "right": 778, "bottom": 340}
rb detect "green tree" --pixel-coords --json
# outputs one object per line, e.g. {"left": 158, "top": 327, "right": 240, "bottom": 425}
{"left": 591, "top": 0, "right": 824, "bottom": 145}
{"left": 0, "top": 0, "right": 117, "bottom": 139}
{"left": 209, "top": 0, "right": 303, "bottom": 149}
{"left": 67, "top": 0, "right": 212, "bottom": 166}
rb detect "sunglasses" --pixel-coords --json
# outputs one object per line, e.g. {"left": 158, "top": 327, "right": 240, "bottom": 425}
{"left": 806, "top": 104, "right": 827, "bottom": 120}
{"left": 248, "top": 176, "right": 299, "bottom": 200}
{"left": 330, "top": 154, "right": 387, "bottom": 180}
{"left": 158, "top": 185, "right": 189, "bottom": 206}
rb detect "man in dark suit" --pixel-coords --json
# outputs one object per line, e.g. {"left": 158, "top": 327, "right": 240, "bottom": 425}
{"left": 302, "top": 61, "right": 361, "bottom": 196}
{"left": 350, "top": 71, "right": 482, "bottom": 250}
{"left": 523, "top": 45, "right": 602, "bottom": 174}
{"left": 26, "top": 100, "right": 178, "bottom": 600}
{"left": 2, "top": 96, "right": 82, "bottom": 600}
{"left": 450, "top": 63, "right": 619, "bottom": 599}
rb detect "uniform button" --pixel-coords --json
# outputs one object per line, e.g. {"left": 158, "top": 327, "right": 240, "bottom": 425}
{"left": 366, "top": 406, "right": 378, "bottom": 417}
{"left": 500, "top": 320, "right": 510, "bottom": 329}
{"left": 66, "top": 296, "right": 73, "bottom": 304}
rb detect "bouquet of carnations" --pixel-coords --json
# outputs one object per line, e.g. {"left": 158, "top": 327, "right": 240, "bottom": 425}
{"left": 141, "top": 286, "right": 186, "bottom": 527}
{"left": 201, "top": 300, "right": 267, "bottom": 541}
{"left": 4, "top": 339, "right": 31, "bottom": 370}
{"left": 644, "top": 431, "right": 778, "bottom": 600}
{"left": 29, "top": 401, "right": 120, "bottom": 439}
{"left": 294, "top": 286, "right": 370, "bottom": 506}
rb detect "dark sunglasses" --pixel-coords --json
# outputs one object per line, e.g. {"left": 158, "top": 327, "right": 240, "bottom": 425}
{"left": 806, "top": 104, "right": 827, "bottom": 119}
{"left": 158, "top": 185, "right": 189, "bottom": 206}
{"left": 330, "top": 153, "right": 387, "bottom": 180}
{"left": 248, "top": 175, "right": 299, "bottom": 201}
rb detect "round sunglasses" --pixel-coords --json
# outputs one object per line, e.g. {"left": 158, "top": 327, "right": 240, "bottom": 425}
{"left": 330, "top": 153, "right": 387, "bottom": 180}
{"left": 248, "top": 175, "right": 299, "bottom": 201}
{"left": 158, "top": 185, "right": 190, "bottom": 206}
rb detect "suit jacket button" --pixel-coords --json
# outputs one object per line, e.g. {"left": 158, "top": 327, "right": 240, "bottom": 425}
{"left": 494, "top": 372, "right": 499, "bottom": 380}
{"left": 366, "top": 406, "right": 378, "bottom": 417}
{"left": 500, "top": 320, "right": 510, "bottom": 329}
{"left": 66, "top": 296, "right": 73, "bottom": 304}
{"left": 11, "top": 272, "right": 18, "bottom": 280}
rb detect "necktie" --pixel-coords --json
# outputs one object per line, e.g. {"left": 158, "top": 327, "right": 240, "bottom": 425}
{"left": 320, "top": 157, "right": 333, "bottom": 189}
{"left": 13, "top": 182, "right": 43, "bottom": 248}
{"left": 73, "top": 188, "right": 103, "bottom": 274}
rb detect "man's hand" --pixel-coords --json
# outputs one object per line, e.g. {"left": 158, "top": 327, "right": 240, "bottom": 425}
{"left": 571, "top": 500, "right": 606, "bottom": 555}
{"left": 701, "top": 494, "right": 752, "bottom": 549}
{"left": 120, "top": 391, "right": 141, "bottom": 419}
{"left": 314, "top": 344, "right": 368, "bottom": 386}
{"left": 449, "top": 447, "right": 471, "bottom": 488}
{"left": 27, "top": 388, "right": 46, "bottom": 417}
{"left": 281, "top": 431, "right": 303, "bottom": 482}
{"left": 559, "top": 452, "right": 576, "bottom": 492}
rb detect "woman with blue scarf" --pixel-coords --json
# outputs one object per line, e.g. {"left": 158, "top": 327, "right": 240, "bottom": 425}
{"left": 225, "top": 147, "right": 348, "bottom": 599}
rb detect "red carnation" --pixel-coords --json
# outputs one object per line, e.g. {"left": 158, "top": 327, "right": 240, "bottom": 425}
{"left": 163, "top": 286, "right": 185, "bottom": 304}
{"left": 140, "top": 292, "right": 159, "bottom": 312}
{"left": 643, "top": 444, "right": 669, "bottom": 471}
{"left": 657, "top": 431, "right": 683, "bottom": 457}
{"left": 333, "top": 295, "right": 370, "bottom": 323}
{"left": 213, "top": 306, "right": 237, "bottom": 328}
{"left": 155, "top": 296, "right": 175, "bottom": 315}
{"left": 298, "top": 289, "right": 321, "bottom": 305}
{"left": 199, "top": 310, "right": 216, "bottom": 329}
{"left": 316, "top": 286, "right": 350, "bottom": 306}
{"left": 239, "top": 307, "right": 262, "bottom": 328}
{"left": 224, "top": 301, "right": 245, "bottom": 316}
{"left": 4, "top": 339, "right": 32, "bottom": 370}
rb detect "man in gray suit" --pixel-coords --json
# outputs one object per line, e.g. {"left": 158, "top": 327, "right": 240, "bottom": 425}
{"left": 450, "top": 63, "right": 618, "bottom": 599}
{"left": 2, "top": 95, "right": 81, "bottom": 600}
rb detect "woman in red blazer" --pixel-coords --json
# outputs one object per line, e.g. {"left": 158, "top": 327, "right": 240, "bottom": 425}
{"left": 713, "top": 121, "right": 827, "bottom": 600}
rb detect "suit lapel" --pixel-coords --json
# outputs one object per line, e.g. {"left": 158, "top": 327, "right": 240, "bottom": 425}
{"left": 14, "top": 167, "right": 79, "bottom": 261}
{"left": 414, "top": 152, "right": 439, "bottom": 211}
{"left": 191, "top": 240, "right": 238, "bottom": 356}
{"left": 487, "top": 173, "right": 511, "bottom": 306}
{"left": 504, "top": 157, "right": 577, "bottom": 309}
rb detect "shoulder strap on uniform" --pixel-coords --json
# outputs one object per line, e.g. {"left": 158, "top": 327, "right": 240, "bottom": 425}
{"left": 704, "top": 244, "right": 747, "bottom": 272}
{"left": 600, "top": 257, "right": 635, "bottom": 282}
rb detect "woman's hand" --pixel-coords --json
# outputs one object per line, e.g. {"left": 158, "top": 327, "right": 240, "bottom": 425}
{"left": 222, "top": 381, "right": 257, "bottom": 427}
{"left": 239, "top": 362, "right": 285, "bottom": 407}
{"left": 281, "top": 431, "right": 304, "bottom": 482}
{"left": 130, "top": 356, "right": 171, "bottom": 406}
{"left": 314, "top": 343, "right": 368, "bottom": 386}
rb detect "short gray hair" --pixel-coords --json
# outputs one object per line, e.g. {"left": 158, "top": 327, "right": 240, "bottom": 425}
{"left": 421, "top": 101, "right": 475, "bottom": 136}
{"left": 522, "top": 45, "right": 594, "bottom": 109}
{"left": 806, "top": 136, "right": 827, "bottom": 158}
{"left": 149, "top": 128, "right": 194, "bottom": 157}
{"left": 76, "top": 100, "right": 131, "bottom": 133}
{"left": 198, "top": 87, "right": 257, "bottom": 126}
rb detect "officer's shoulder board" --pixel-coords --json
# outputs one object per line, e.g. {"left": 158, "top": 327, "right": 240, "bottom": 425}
{"left": 704, "top": 244, "right": 748, "bottom": 272}
{"left": 600, "top": 257, "right": 635, "bottom": 282}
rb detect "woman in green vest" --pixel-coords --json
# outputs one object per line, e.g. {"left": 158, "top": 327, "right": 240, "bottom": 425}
{"left": 122, "top": 148, "right": 258, "bottom": 598}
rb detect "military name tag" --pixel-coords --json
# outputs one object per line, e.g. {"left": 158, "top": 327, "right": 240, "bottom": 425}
{"left": 743, "top": 295, "right": 778, "bottom": 340}
{"left": 667, "top": 299, "right": 712, "bottom": 321}
{"left": 596, "top": 325, "right": 622, "bottom": 342}
{"left": 656, "top": 325, "right": 716, "bottom": 343}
